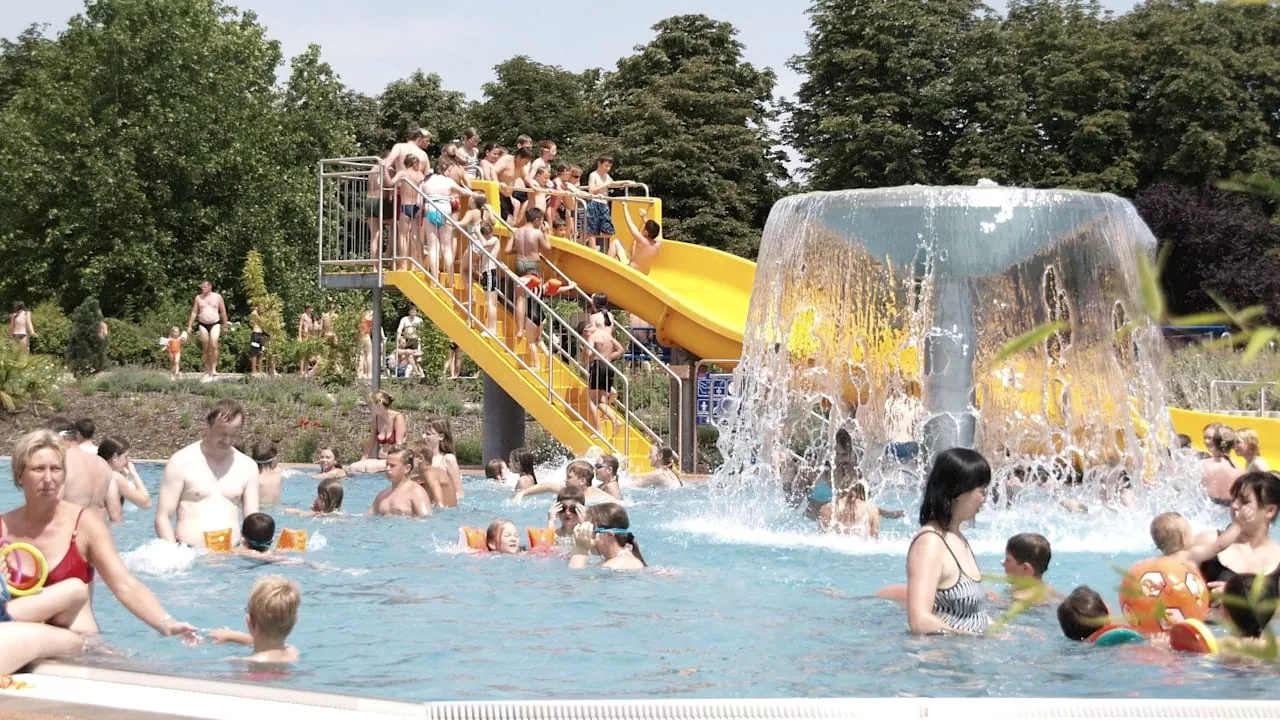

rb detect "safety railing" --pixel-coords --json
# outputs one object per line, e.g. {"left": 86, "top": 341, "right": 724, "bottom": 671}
{"left": 470, "top": 195, "right": 666, "bottom": 462}
{"left": 317, "top": 156, "right": 387, "bottom": 284}
{"left": 1210, "top": 379, "right": 1278, "bottom": 415}
{"left": 535, "top": 245, "right": 679, "bottom": 458}
{"left": 385, "top": 175, "right": 635, "bottom": 461}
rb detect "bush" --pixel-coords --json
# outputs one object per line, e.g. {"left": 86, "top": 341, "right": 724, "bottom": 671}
{"left": 0, "top": 340, "right": 61, "bottom": 413}
{"left": 30, "top": 301, "right": 70, "bottom": 359}
{"left": 454, "top": 436, "right": 482, "bottom": 466}
{"left": 105, "top": 318, "right": 160, "bottom": 367}
{"left": 1164, "top": 345, "right": 1280, "bottom": 411}
{"left": 283, "top": 428, "right": 321, "bottom": 463}
{"left": 66, "top": 297, "right": 108, "bottom": 376}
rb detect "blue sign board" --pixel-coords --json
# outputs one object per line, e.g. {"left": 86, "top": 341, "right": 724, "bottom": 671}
{"left": 696, "top": 373, "right": 733, "bottom": 426}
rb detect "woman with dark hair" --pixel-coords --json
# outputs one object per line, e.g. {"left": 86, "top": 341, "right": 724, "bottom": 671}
{"left": 1199, "top": 472, "right": 1280, "bottom": 595}
{"left": 97, "top": 436, "right": 151, "bottom": 509}
{"left": 569, "top": 503, "right": 646, "bottom": 570}
{"left": 905, "top": 448, "right": 992, "bottom": 634}
{"left": 509, "top": 448, "right": 538, "bottom": 492}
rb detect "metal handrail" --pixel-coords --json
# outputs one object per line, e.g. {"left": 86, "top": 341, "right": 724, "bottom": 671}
{"left": 468, "top": 193, "right": 665, "bottom": 456}
{"left": 387, "top": 176, "right": 633, "bottom": 460}
{"left": 1209, "top": 379, "right": 1278, "bottom": 414}
{"left": 536, "top": 251, "right": 679, "bottom": 454}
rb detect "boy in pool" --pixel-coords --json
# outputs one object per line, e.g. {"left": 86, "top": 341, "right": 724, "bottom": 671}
{"left": 1149, "top": 511, "right": 1245, "bottom": 568}
{"left": 252, "top": 440, "right": 283, "bottom": 507}
{"left": 513, "top": 460, "right": 615, "bottom": 504}
{"left": 1001, "top": 533, "right": 1061, "bottom": 605}
{"left": 1057, "top": 585, "right": 1116, "bottom": 641}
{"left": 484, "top": 458, "right": 510, "bottom": 484}
{"left": 1218, "top": 573, "right": 1278, "bottom": 657}
{"left": 208, "top": 575, "right": 301, "bottom": 664}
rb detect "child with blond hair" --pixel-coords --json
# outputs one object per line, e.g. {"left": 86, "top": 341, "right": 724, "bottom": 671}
{"left": 209, "top": 575, "right": 301, "bottom": 663}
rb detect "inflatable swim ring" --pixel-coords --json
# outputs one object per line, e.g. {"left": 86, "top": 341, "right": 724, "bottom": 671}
{"left": 0, "top": 541, "right": 48, "bottom": 597}
{"left": 1087, "top": 623, "right": 1146, "bottom": 647}
{"left": 1169, "top": 618, "right": 1219, "bottom": 655}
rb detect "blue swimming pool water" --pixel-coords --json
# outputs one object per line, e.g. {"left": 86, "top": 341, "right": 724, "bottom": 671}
{"left": 0, "top": 460, "right": 1275, "bottom": 700}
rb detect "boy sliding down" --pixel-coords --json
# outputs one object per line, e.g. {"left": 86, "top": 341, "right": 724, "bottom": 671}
{"left": 209, "top": 575, "right": 301, "bottom": 664}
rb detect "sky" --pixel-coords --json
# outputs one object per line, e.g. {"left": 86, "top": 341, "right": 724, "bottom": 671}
{"left": 5, "top": 0, "right": 1141, "bottom": 104}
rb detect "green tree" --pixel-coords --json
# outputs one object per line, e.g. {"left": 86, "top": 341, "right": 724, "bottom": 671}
{"left": 378, "top": 70, "right": 472, "bottom": 150}
{"left": 787, "top": 0, "right": 992, "bottom": 189}
{"left": 469, "top": 57, "right": 602, "bottom": 151}
{"left": 602, "top": 15, "right": 788, "bottom": 257}
{"left": 1120, "top": 0, "right": 1280, "bottom": 187}
{"left": 0, "top": 0, "right": 295, "bottom": 315}
{"left": 0, "top": 24, "right": 49, "bottom": 110}
{"left": 66, "top": 297, "right": 107, "bottom": 376}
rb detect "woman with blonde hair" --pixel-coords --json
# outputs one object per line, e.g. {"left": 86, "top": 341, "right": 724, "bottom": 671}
{"left": 349, "top": 391, "right": 407, "bottom": 473}
{"left": 1235, "top": 428, "right": 1269, "bottom": 473}
{"left": 1201, "top": 424, "right": 1244, "bottom": 504}
{"left": 1, "top": 430, "right": 197, "bottom": 638}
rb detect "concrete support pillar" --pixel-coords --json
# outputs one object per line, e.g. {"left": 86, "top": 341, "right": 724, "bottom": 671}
{"left": 670, "top": 348, "right": 698, "bottom": 474}
{"left": 483, "top": 374, "right": 525, "bottom": 462}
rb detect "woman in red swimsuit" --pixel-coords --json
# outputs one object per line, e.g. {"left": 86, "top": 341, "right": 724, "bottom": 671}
{"left": 1, "top": 430, "right": 196, "bottom": 637}
{"left": 349, "top": 390, "right": 408, "bottom": 474}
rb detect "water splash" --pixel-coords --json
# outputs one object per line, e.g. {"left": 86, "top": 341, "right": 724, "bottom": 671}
{"left": 121, "top": 539, "right": 202, "bottom": 575}
{"left": 707, "top": 185, "right": 1197, "bottom": 547}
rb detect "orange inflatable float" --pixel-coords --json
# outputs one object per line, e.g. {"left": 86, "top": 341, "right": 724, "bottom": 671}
{"left": 1119, "top": 556, "right": 1210, "bottom": 633}
{"left": 276, "top": 528, "right": 307, "bottom": 552}
{"left": 461, "top": 527, "right": 488, "bottom": 551}
{"left": 203, "top": 529, "right": 232, "bottom": 553}
{"left": 527, "top": 527, "right": 556, "bottom": 550}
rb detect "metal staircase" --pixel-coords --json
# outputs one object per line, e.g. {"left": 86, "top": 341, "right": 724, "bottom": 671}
{"left": 317, "top": 156, "right": 664, "bottom": 469}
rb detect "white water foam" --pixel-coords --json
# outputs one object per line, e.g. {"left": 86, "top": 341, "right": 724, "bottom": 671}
{"left": 121, "top": 539, "right": 202, "bottom": 575}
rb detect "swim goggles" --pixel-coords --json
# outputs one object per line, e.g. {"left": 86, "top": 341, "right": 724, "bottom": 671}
{"left": 592, "top": 527, "right": 632, "bottom": 535}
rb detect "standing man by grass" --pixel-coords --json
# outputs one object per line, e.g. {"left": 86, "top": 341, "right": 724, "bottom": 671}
{"left": 187, "top": 280, "right": 228, "bottom": 382}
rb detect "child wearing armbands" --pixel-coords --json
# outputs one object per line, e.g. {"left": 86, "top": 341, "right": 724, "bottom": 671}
{"left": 459, "top": 519, "right": 557, "bottom": 554}
{"left": 1057, "top": 586, "right": 1128, "bottom": 642}
{"left": 1218, "top": 573, "right": 1278, "bottom": 658}
{"left": 208, "top": 575, "right": 301, "bottom": 664}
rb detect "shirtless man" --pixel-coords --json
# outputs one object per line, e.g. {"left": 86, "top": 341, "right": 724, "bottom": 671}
{"left": 623, "top": 206, "right": 662, "bottom": 273}
{"left": 370, "top": 448, "right": 432, "bottom": 517}
{"left": 382, "top": 127, "right": 432, "bottom": 175}
{"left": 186, "top": 280, "right": 229, "bottom": 380}
{"left": 156, "top": 399, "right": 260, "bottom": 547}
{"left": 47, "top": 416, "right": 122, "bottom": 522}
{"left": 494, "top": 147, "right": 535, "bottom": 223}
{"left": 297, "top": 305, "right": 318, "bottom": 378}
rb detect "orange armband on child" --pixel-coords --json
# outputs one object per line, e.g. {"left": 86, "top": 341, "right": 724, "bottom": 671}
{"left": 204, "top": 529, "right": 232, "bottom": 553}
{"left": 461, "top": 527, "right": 488, "bottom": 551}
{"left": 527, "top": 527, "right": 556, "bottom": 550}
{"left": 276, "top": 528, "right": 308, "bottom": 552}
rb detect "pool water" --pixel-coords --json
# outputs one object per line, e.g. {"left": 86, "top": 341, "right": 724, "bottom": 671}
{"left": 0, "top": 460, "right": 1275, "bottom": 700}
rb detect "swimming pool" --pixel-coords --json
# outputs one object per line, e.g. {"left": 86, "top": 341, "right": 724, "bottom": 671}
{"left": 1, "top": 460, "right": 1275, "bottom": 701}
